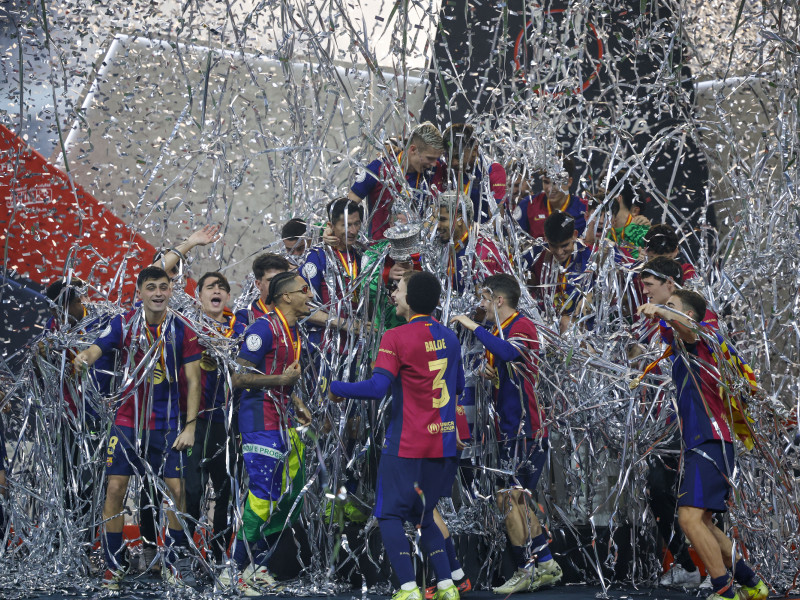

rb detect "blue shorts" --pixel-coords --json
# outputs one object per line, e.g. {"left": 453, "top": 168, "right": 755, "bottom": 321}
{"left": 374, "top": 454, "right": 457, "bottom": 520}
{"left": 679, "top": 441, "right": 734, "bottom": 512}
{"left": 439, "top": 450, "right": 462, "bottom": 499}
{"left": 499, "top": 437, "right": 549, "bottom": 492}
{"left": 105, "top": 426, "right": 184, "bottom": 478}
{"left": 242, "top": 430, "right": 287, "bottom": 502}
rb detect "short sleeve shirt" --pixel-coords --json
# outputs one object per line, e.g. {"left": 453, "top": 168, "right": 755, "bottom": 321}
{"left": 237, "top": 313, "right": 298, "bottom": 432}
{"left": 373, "top": 315, "right": 465, "bottom": 458}
{"left": 94, "top": 310, "right": 201, "bottom": 430}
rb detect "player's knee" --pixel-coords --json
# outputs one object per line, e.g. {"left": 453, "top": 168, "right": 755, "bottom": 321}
{"left": 105, "top": 477, "right": 128, "bottom": 507}
{"left": 164, "top": 478, "right": 183, "bottom": 504}
{"left": 677, "top": 506, "right": 700, "bottom": 530}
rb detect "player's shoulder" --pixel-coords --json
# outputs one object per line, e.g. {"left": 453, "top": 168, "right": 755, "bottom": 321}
{"left": 428, "top": 318, "right": 459, "bottom": 343}
{"left": 242, "top": 317, "right": 273, "bottom": 349}
{"left": 569, "top": 194, "right": 588, "bottom": 210}
{"left": 301, "top": 246, "right": 326, "bottom": 277}
{"left": 511, "top": 313, "right": 537, "bottom": 333}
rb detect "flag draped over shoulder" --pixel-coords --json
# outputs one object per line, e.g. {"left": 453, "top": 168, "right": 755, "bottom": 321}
{"left": 706, "top": 328, "right": 758, "bottom": 451}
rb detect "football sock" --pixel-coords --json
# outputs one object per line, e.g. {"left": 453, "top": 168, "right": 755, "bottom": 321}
{"left": 419, "top": 515, "right": 451, "bottom": 583}
{"left": 231, "top": 538, "right": 253, "bottom": 570}
{"left": 510, "top": 545, "right": 528, "bottom": 569}
{"left": 733, "top": 558, "right": 760, "bottom": 588}
{"left": 164, "top": 528, "right": 186, "bottom": 566}
{"left": 444, "top": 536, "right": 462, "bottom": 573}
{"left": 103, "top": 531, "right": 125, "bottom": 571}
{"left": 531, "top": 533, "right": 552, "bottom": 562}
{"left": 711, "top": 573, "right": 736, "bottom": 599}
{"left": 379, "top": 518, "right": 416, "bottom": 585}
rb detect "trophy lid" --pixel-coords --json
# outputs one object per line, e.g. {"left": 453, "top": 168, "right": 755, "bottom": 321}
{"left": 384, "top": 222, "right": 422, "bottom": 262}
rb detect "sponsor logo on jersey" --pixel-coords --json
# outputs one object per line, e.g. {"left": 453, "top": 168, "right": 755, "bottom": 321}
{"left": 427, "top": 421, "right": 455, "bottom": 434}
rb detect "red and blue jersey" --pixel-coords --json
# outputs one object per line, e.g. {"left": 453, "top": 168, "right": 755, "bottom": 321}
{"left": 474, "top": 313, "right": 545, "bottom": 441}
{"left": 450, "top": 233, "right": 506, "bottom": 294}
{"left": 301, "top": 245, "right": 361, "bottom": 346}
{"left": 45, "top": 313, "right": 115, "bottom": 418}
{"left": 432, "top": 160, "right": 506, "bottom": 222}
{"left": 515, "top": 192, "right": 588, "bottom": 239}
{"left": 234, "top": 298, "right": 271, "bottom": 329}
{"left": 198, "top": 312, "right": 246, "bottom": 422}
{"left": 529, "top": 242, "right": 594, "bottom": 315}
{"left": 372, "top": 315, "right": 465, "bottom": 458}
{"left": 659, "top": 322, "right": 733, "bottom": 449}
{"left": 351, "top": 157, "right": 443, "bottom": 240}
{"left": 94, "top": 309, "right": 201, "bottom": 430}
{"left": 237, "top": 311, "right": 300, "bottom": 433}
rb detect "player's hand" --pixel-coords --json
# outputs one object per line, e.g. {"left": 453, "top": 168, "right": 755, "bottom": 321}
{"left": 328, "top": 389, "right": 345, "bottom": 404}
{"left": 481, "top": 364, "right": 497, "bottom": 380}
{"left": 73, "top": 352, "right": 90, "bottom": 373}
{"left": 456, "top": 437, "right": 467, "bottom": 451}
{"left": 281, "top": 361, "right": 302, "bottom": 386}
{"left": 631, "top": 215, "right": 651, "bottom": 227}
{"left": 187, "top": 223, "right": 222, "bottom": 247}
{"left": 627, "top": 343, "right": 646, "bottom": 360}
{"left": 637, "top": 303, "right": 661, "bottom": 319}
{"left": 388, "top": 262, "right": 411, "bottom": 282}
{"left": 293, "top": 397, "right": 312, "bottom": 426}
{"left": 577, "top": 292, "right": 594, "bottom": 316}
{"left": 173, "top": 423, "right": 196, "bottom": 451}
{"left": 450, "top": 314, "right": 478, "bottom": 331}
{"left": 322, "top": 226, "right": 339, "bottom": 247}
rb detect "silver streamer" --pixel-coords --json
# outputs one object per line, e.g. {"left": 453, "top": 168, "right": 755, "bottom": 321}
{"left": 1, "top": 0, "right": 799, "bottom": 598}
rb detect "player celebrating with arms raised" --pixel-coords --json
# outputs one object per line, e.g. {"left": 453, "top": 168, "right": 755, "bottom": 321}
{"left": 329, "top": 271, "right": 465, "bottom": 600}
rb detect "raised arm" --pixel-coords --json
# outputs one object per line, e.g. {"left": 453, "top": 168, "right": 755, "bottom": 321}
{"left": 153, "top": 223, "right": 222, "bottom": 274}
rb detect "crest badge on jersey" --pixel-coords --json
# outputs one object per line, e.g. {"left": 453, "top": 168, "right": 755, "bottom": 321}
{"left": 246, "top": 334, "right": 263, "bottom": 352}
{"left": 302, "top": 262, "right": 318, "bottom": 280}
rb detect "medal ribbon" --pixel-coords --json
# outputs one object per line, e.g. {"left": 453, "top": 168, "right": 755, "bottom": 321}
{"left": 142, "top": 313, "right": 168, "bottom": 377}
{"left": 275, "top": 307, "right": 301, "bottom": 362}
{"left": 486, "top": 312, "right": 519, "bottom": 368}
{"left": 610, "top": 214, "right": 633, "bottom": 244}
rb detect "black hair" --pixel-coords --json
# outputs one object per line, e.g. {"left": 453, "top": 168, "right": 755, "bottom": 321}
{"left": 46, "top": 278, "right": 84, "bottom": 309}
{"left": 405, "top": 271, "right": 441, "bottom": 315}
{"left": 327, "top": 197, "right": 364, "bottom": 226}
{"left": 641, "top": 257, "right": 684, "bottom": 286}
{"left": 137, "top": 266, "right": 170, "bottom": 288}
{"left": 671, "top": 289, "right": 706, "bottom": 322}
{"left": 607, "top": 172, "right": 646, "bottom": 213}
{"left": 483, "top": 274, "right": 521, "bottom": 309}
{"left": 540, "top": 156, "right": 575, "bottom": 180}
{"left": 443, "top": 123, "right": 476, "bottom": 153}
{"left": 543, "top": 211, "right": 576, "bottom": 244}
{"left": 281, "top": 218, "right": 307, "bottom": 240}
{"left": 197, "top": 271, "right": 231, "bottom": 293}
{"left": 252, "top": 253, "right": 290, "bottom": 281}
{"left": 266, "top": 271, "right": 301, "bottom": 305}
{"left": 644, "top": 223, "right": 679, "bottom": 256}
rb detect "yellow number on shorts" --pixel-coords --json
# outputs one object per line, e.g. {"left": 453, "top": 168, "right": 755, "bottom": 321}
{"left": 107, "top": 436, "right": 118, "bottom": 456}
{"left": 428, "top": 358, "right": 450, "bottom": 408}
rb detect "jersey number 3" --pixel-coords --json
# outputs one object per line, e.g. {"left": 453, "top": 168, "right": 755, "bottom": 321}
{"left": 428, "top": 358, "right": 450, "bottom": 408}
